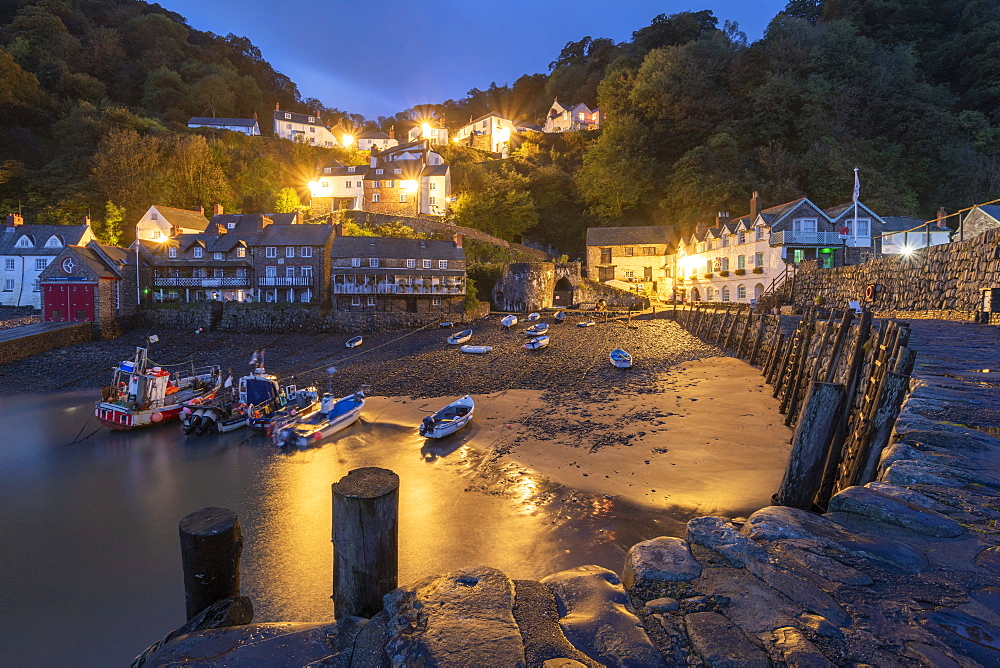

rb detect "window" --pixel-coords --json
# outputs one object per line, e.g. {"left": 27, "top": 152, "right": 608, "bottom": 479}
{"left": 625, "top": 247, "right": 634, "bottom": 257}
{"left": 721, "top": 257, "right": 729, "bottom": 270}
{"left": 309, "top": 127, "right": 315, "bottom": 133}
{"left": 372, "top": 181, "right": 380, "bottom": 188}
{"left": 407, "top": 259, "right": 416, "bottom": 268}
{"left": 386, "top": 180, "right": 394, "bottom": 188}
{"left": 737, "top": 255, "right": 745, "bottom": 270}
{"left": 16, "top": 237, "right": 31, "bottom": 248}
{"left": 3, "top": 279, "right": 13, "bottom": 291}
{"left": 282, "top": 247, "right": 292, "bottom": 258}
{"left": 600, "top": 248, "right": 612, "bottom": 264}
{"left": 367, "top": 296, "right": 376, "bottom": 306}
{"left": 287, "top": 288, "right": 295, "bottom": 301}
{"left": 370, "top": 258, "right": 379, "bottom": 267}
{"left": 792, "top": 218, "right": 817, "bottom": 233}
{"left": 793, "top": 249, "right": 805, "bottom": 264}
{"left": 284, "top": 113, "right": 291, "bottom": 119}
{"left": 320, "top": 180, "right": 329, "bottom": 189}
{"left": 375, "top": 169, "right": 383, "bottom": 175}
{"left": 643, "top": 247, "right": 656, "bottom": 256}
{"left": 214, "top": 252, "right": 223, "bottom": 260}
{"left": 705, "top": 287, "right": 713, "bottom": 301}
{"left": 193, "top": 247, "right": 203, "bottom": 258}
{"left": 394, "top": 169, "right": 401, "bottom": 174}
{"left": 623, "top": 269, "right": 635, "bottom": 279}
{"left": 438, "top": 260, "right": 448, "bottom": 270}
{"left": 301, "top": 289, "right": 312, "bottom": 302}
{"left": 351, "top": 258, "right": 361, "bottom": 267}
{"left": 227, "top": 223, "right": 236, "bottom": 230}
{"left": 351, "top": 296, "right": 361, "bottom": 306}
{"left": 738, "top": 285, "right": 747, "bottom": 300}
{"left": 423, "top": 259, "right": 432, "bottom": 269}
{"left": 754, "top": 252, "right": 764, "bottom": 267}
{"left": 429, "top": 182, "right": 437, "bottom": 190}
{"left": 301, "top": 265, "right": 312, "bottom": 277}
{"left": 214, "top": 268, "right": 224, "bottom": 278}
{"left": 35, "top": 258, "right": 47, "bottom": 270}
{"left": 150, "top": 212, "right": 157, "bottom": 220}
{"left": 286, "top": 124, "right": 291, "bottom": 130}
{"left": 193, "top": 268, "right": 204, "bottom": 278}
{"left": 264, "top": 266, "right": 277, "bottom": 279}
{"left": 168, "top": 247, "right": 177, "bottom": 258}
{"left": 721, "top": 286, "right": 731, "bottom": 302}
{"left": 265, "top": 246, "right": 277, "bottom": 258}
{"left": 372, "top": 193, "right": 380, "bottom": 203}
{"left": 432, "top": 296, "right": 442, "bottom": 306}
{"left": 4, "top": 259, "right": 13, "bottom": 271}
{"left": 737, "top": 231, "right": 746, "bottom": 244}
{"left": 429, "top": 197, "right": 436, "bottom": 205}
{"left": 721, "top": 236, "right": 729, "bottom": 248}
{"left": 324, "top": 167, "right": 332, "bottom": 174}
{"left": 286, "top": 266, "right": 295, "bottom": 278}
{"left": 356, "top": 181, "right": 363, "bottom": 188}
{"left": 400, "top": 194, "right": 408, "bottom": 203}
{"left": 236, "top": 247, "right": 245, "bottom": 258}
{"left": 300, "top": 247, "right": 312, "bottom": 257}
{"left": 846, "top": 218, "right": 871, "bottom": 236}
{"left": 151, "top": 230, "right": 162, "bottom": 240}
{"left": 348, "top": 166, "right": 356, "bottom": 173}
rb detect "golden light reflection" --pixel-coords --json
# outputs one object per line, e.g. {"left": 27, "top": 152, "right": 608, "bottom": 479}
{"left": 400, "top": 180, "right": 418, "bottom": 192}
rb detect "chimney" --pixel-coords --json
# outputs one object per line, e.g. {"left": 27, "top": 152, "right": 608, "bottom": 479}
{"left": 936, "top": 207, "right": 947, "bottom": 228}
{"left": 196, "top": 205, "right": 205, "bottom": 215}
{"left": 370, "top": 153, "right": 378, "bottom": 168}
{"left": 716, "top": 211, "right": 730, "bottom": 227}
{"left": 389, "top": 125, "right": 395, "bottom": 140}
{"left": 275, "top": 102, "right": 280, "bottom": 111}
{"left": 695, "top": 221, "right": 708, "bottom": 236}
{"left": 333, "top": 222, "right": 344, "bottom": 237}
{"left": 213, "top": 203, "right": 224, "bottom": 216}
{"left": 295, "top": 210, "right": 304, "bottom": 225}
{"left": 6, "top": 213, "right": 23, "bottom": 227}
{"left": 453, "top": 233, "right": 463, "bottom": 248}
{"left": 750, "top": 191, "right": 760, "bottom": 220}
{"left": 83, "top": 215, "right": 91, "bottom": 226}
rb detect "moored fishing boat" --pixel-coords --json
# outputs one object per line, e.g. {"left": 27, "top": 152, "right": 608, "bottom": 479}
{"left": 525, "top": 322, "right": 549, "bottom": 336}
{"left": 180, "top": 367, "right": 282, "bottom": 436}
{"left": 419, "top": 395, "right": 475, "bottom": 439}
{"left": 610, "top": 348, "right": 633, "bottom": 368}
{"left": 253, "top": 385, "right": 321, "bottom": 432}
{"left": 447, "top": 329, "right": 473, "bottom": 345}
{"left": 524, "top": 335, "right": 550, "bottom": 350}
{"left": 345, "top": 336, "right": 363, "bottom": 348}
{"left": 272, "top": 390, "right": 366, "bottom": 448}
{"left": 500, "top": 315, "right": 517, "bottom": 329}
{"left": 95, "top": 338, "right": 222, "bottom": 430}
{"left": 460, "top": 345, "right": 492, "bottom": 354}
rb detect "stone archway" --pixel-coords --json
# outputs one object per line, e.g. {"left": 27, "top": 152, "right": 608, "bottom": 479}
{"left": 553, "top": 276, "right": 574, "bottom": 307}
{"left": 691, "top": 287, "right": 701, "bottom": 301}
{"left": 754, "top": 283, "right": 765, "bottom": 301}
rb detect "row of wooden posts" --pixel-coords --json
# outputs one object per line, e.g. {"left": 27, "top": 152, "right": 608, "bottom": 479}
{"left": 175, "top": 467, "right": 399, "bottom": 627}
{"left": 677, "top": 304, "right": 915, "bottom": 511}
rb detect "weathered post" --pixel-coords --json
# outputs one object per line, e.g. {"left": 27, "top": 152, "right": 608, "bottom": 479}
{"left": 845, "top": 371, "right": 911, "bottom": 489}
{"left": 333, "top": 467, "right": 399, "bottom": 619}
{"left": 179, "top": 507, "right": 243, "bottom": 621}
{"left": 775, "top": 382, "right": 845, "bottom": 509}
{"left": 749, "top": 313, "right": 767, "bottom": 365}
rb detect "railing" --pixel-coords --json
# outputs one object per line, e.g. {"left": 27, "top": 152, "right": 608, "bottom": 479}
{"left": 333, "top": 284, "right": 464, "bottom": 295}
{"left": 770, "top": 231, "right": 849, "bottom": 246}
{"left": 153, "top": 277, "right": 249, "bottom": 288}
{"left": 258, "top": 277, "right": 314, "bottom": 287}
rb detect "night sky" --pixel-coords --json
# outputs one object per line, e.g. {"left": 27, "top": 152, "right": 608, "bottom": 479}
{"left": 159, "top": 0, "right": 789, "bottom": 119}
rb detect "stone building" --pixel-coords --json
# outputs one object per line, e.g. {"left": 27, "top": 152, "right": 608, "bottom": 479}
{"left": 453, "top": 113, "right": 517, "bottom": 154}
{"left": 330, "top": 234, "right": 466, "bottom": 315}
{"left": 251, "top": 223, "right": 336, "bottom": 304}
{"left": 1, "top": 214, "right": 94, "bottom": 308}
{"left": 39, "top": 241, "right": 142, "bottom": 323}
{"left": 956, "top": 204, "right": 1000, "bottom": 242}
{"left": 543, "top": 99, "right": 601, "bottom": 133}
{"left": 146, "top": 231, "right": 255, "bottom": 303}
{"left": 585, "top": 225, "right": 675, "bottom": 299}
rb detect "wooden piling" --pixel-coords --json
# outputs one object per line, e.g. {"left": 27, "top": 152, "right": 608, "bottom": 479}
{"left": 775, "top": 382, "right": 845, "bottom": 509}
{"left": 333, "top": 467, "right": 399, "bottom": 619}
{"left": 845, "top": 371, "right": 910, "bottom": 489}
{"left": 179, "top": 507, "right": 243, "bottom": 621}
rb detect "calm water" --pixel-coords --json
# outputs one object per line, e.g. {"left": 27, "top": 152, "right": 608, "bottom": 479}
{"left": 0, "top": 390, "right": 678, "bottom": 666}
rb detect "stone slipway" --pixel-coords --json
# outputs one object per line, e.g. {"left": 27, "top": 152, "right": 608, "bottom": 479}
{"left": 136, "top": 321, "right": 1000, "bottom": 666}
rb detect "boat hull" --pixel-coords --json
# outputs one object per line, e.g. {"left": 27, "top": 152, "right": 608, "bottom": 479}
{"left": 419, "top": 396, "right": 475, "bottom": 439}
{"left": 274, "top": 394, "right": 365, "bottom": 448}
{"left": 460, "top": 345, "right": 492, "bottom": 354}
{"left": 96, "top": 391, "right": 217, "bottom": 430}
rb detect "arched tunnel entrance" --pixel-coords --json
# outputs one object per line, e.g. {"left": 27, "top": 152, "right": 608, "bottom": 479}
{"left": 553, "top": 277, "right": 574, "bottom": 307}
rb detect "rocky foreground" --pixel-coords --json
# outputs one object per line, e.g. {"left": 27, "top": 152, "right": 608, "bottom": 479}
{"left": 133, "top": 320, "right": 1000, "bottom": 666}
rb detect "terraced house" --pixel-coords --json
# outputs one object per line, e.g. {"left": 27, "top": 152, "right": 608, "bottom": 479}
{"left": 330, "top": 233, "right": 466, "bottom": 315}
{"left": 585, "top": 226, "right": 675, "bottom": 299}
{"left": 1, "top": 214, "right": 94, "bottom": 309}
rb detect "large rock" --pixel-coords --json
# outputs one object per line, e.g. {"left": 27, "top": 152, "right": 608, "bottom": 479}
{"left": 865, "top": 481, "right": 954, "bottom": 514}
{"left": 772, "top": 626, "right": 834, "bottom": 667}
{"left": 511, "top": 580, "right": 600, "bottom": 668}
{"left": 688, "top": 567, "right": 802, "bottom": 635}
{"left": 686, "top": 516, "right": 769, "bottom": 567}
{"left": 541, "top": 565, "right": 665, "bottom": 667}
{"left": 828, "top": 485, "right": 965, "bottom": 538}
{"left": 382, "top": 566, "right": 525, "bottom": 667}
{"left": 684, "top": 611, "right": 769, "bottom": 667}
{"left": 622, "top": 536, "right": 702, "bottom": 590}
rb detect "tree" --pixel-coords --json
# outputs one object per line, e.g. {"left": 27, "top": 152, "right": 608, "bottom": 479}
{"left": 452, "top": 164, "right": 538, "bottom": 240}
{"left": 98, "top": 201, "right": 125, "bottom": 245}
{"left": 91, "top": 128, "right": 163, "bottom": 221}
{"left": 273, "top": 187, "right": 301, "bottom": 213}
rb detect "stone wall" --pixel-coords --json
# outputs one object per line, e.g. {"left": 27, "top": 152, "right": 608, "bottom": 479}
{"left": 492, "top": 262, "right": 649, "bottom": 312}
{"left": 138, "top": 302, "right": 484, "bottom": 334}
{"left": 792, "top": 228, "right": 1000, "bottom": 317}
{"left": 0, "top": 322, "right": 94, "bottom": 365}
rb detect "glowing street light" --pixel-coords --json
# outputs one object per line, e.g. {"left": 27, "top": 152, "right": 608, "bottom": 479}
{"left": 495, "top": 127, "right": 511, "bottom": 143}
{"left": 400, "top": 180, "right": 418, "bottom": 192}
{"left": 421, "top": 123, "right": 433, "bottom": 139}
{"left": 341, "top": 134, "right": 355, "bottom": 147}
{"left": 309, "top": 181, "right": 332, "bottom": 197}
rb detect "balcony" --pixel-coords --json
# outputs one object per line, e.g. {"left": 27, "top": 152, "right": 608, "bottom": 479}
{"left": 154, "top": 277, "right": 249, "bottom": 288}
{"left": 333, "top": 283, "right": 464, "bottom": 295}
{"left": 258, "top": 277, "right": 314, "bottom": 287}
{"left": 770, "top": 231, "right": 846, "bottom": 246}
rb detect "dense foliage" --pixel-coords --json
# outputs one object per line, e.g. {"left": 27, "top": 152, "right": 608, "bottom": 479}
{"left": 2, "top": 0, "right": 997, "bottom": 253}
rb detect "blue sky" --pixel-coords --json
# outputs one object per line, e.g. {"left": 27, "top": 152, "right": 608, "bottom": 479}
{"left": 160, "top": 1, "right": 789, "bottom": 119}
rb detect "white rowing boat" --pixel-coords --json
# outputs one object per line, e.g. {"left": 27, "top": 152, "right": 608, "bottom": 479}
{"left": 447, "top": 329, "right": 473, "bottom": 345}
{"left": 345, "top": 336, "right": 363, "bottom": 348}
{"left": 554, "top": 311, "right": 567, "bottom": 323}
{"left": 525, "top": 322, "right": 549, "bottom": 336}
{"left": 577, "top": 320, "right": 596, "bottom": 327}
{"left": 273, "top": 390, "right": 365, "bottom": 448}
{"left": 610, "top": 348, "right": 633, "bottom": 368}
{"left": 461, "top": 345, "right": 492, "bottom": 354}
{"left": 527, "top": 312, "right": 540, "bottom": 321}
{"left": 500, "top": 315, "right": 518, "bottom": 328}
{"left": 524, "top": 335, "right": 550, "bottom": 350}
{"left": 419, "top": 395, "right": 475, "bottom": 439}
{"left": 440, "top": 321, "right": 455, "bottom": 328}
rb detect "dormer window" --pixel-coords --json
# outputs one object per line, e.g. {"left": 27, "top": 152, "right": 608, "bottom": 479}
{"left": 193, "top": 247, "right": 203, "bottom": 258}
{"left": 45, "top": 236, "right": 63, "bottom": 248}
{"left": 370, "top": 258, "right": 379, "bottom": 267}
{"left": 375, "top": 169, "right": 383, "bottom": 175}
{"left": 394, "top": 169, "right": 401, "bottom": 174}
{"left": 16, "top": 236, "right": 32, "bottom": 248}
{"left": 308, "top": 116, "right": 315, "bottom": 123}
{"left": 284, "top": 113, "right": 291, "bottom": 120}
{"left": 236, "top": 247, "right": 245, "bottom": 258}
{"left": 168, "top": 247, "right": 177, "bottom": 258}
{"left": 348, "top": 166, "right": 355, "bottom": 173}
{"left": 214, "top": 252, "right": 223, "bottom": 260}
{"left": 351, "top": 258, "right": 361, "bottom": 267}
{"left": 324, "top": 167, "right": 332, "bottom": 173}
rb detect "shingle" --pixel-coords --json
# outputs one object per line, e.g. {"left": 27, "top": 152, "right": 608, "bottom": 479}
{"left": 331, "top": 236, "right": 465, "bottom": 261}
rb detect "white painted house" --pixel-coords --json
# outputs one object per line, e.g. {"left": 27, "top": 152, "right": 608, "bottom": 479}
{"left": 1, "top": 214, "right": 94, "bottom": 308}
{"left": 356, "top": 128, "right": 399, "bottom": 152}
{"left": 135, "top": 205, "right": 214, "bottom": 243}
{"left": 879, "top": 216, "right": 952, "bottom": 255}
{"left": 407, "top": 122, "right": 449, "bottom": 146}
{"left": 453, "top": 112, "right": 517, "bottom": 154}
{"left": 273, "top": 107, "right": 340, "bottom": 147}
{"left": 543, "top": 99, "right": 601, "bottom": 133}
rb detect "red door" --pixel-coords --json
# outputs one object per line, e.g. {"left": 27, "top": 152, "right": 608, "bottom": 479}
{"left": 43, "top": 283, "right": 95, "bottom": 322}
{"left": 43, "top": 284, "right": 67, "bottom": 322}
{"left": 68, "top": 284, "right": 95, "bottom": 322}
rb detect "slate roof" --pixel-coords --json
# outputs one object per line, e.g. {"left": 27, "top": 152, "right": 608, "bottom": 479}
{"left": 0, "top": 223, "right": 90, "bottom": 255}
{"left": 421, "top": 165, "right": 449, "bottom": 177}
{"left": 976, "top": 205, "right": 1000, "bottom": 221}
{"left": 880, "top": 216, "right": 930, "bottom": 233}
{"left": 273, "top": 110, "right": 328, "bottom": 127}
{"left": 359, "top": 129, "right": 390, "bottom": 139}
{"left": 824, "top": 201, "right": 885, "bottom": 224}
{"left": 188, "top": 117, "right": 258, "bottom": 128}
{"left": 757, "top": 197, "right": 812, "bottom": 225}
{"left": 256, "top": 223, "right": 334, "bottom": 246}
{"left": 586, "top": 226, "right": 674, "bottom": 247}
{"left": 152, "top": 206, "right": 212, "bottom": 232}
{"left": 71, "top": 245, "right": 121, "bottom": 279}
{"left": 331, "top": 236, "right": 465, "bottom": 262}
{"left": 211, "top": 213, "right": 296, "bottom": 234}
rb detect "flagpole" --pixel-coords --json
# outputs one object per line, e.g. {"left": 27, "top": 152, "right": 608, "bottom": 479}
{"left": 851, "top": 167, "right": 860, "bottom": 265}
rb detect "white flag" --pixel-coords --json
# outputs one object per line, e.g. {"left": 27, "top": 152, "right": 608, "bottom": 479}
{"left": 852, "top": 168, "right": 860, "bottom": 203}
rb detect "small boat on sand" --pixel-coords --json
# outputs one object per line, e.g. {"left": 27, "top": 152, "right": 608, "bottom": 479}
{"left": 273, "top": 390, "right": 365, "bottom": 448}
{"left": 500, "top": 315, "right": 518, "bottom": 328}
{"left": 525, "top": 323, "right": 549, "bottom": 336}
{"left": 419, "top": 395, "right": 475, "bottom": 439}
{"left": 345, "top": 336, "right": 363, "bottom": 348}
{"left": 554, "top": 311, "right": 567, "bottom": 323}
{"left": 447, "top": 329, "right": 473, "bottom": 345}
{"left": 461, "top": 345, "right": 492, "bottom": 354}
{"left": 527, "top": 312, "right": 540, "bottom": 321}
{"left": 524, "top": 335, "right": 550, "bottom": 350}
{"left": 577, "top": 320, "right": 596, "bottom": 327}
{"left": 440, "top": 321, "right": 455, "bottom": 328}
{"left": 610, "top": 348, "right": 633, "bottom": 368}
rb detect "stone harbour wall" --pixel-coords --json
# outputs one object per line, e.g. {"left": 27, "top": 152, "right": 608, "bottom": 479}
{"left": 492, "top": 262, "right": 649, "bottom": 312}
{"left": 792, "top": 228, "right": 1000, "bottom": 317}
